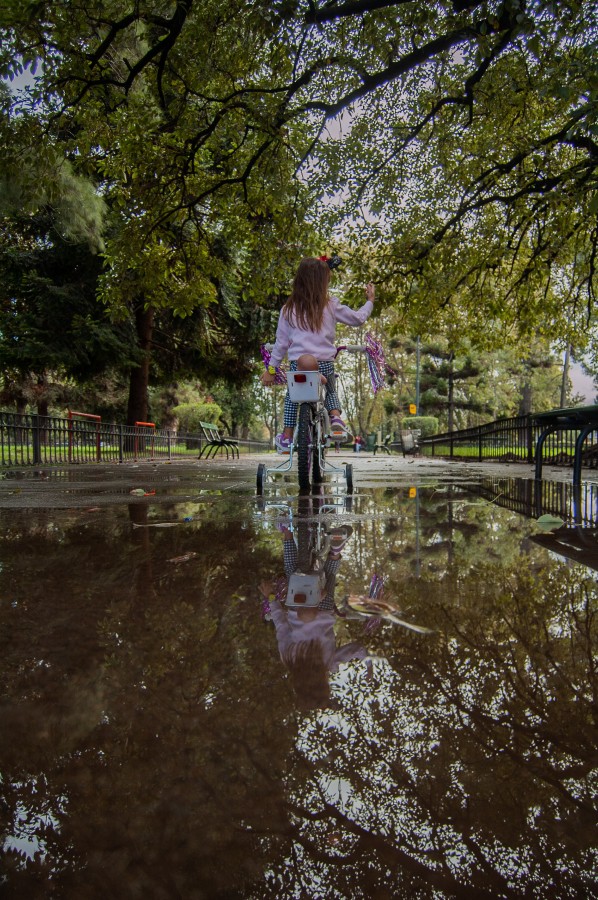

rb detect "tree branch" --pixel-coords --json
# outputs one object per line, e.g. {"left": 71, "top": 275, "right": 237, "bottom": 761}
{"left": 305, "top": 26, "right": 476, "bottom": 119}
{"left": 305, "top": 0, "right": 418, "bottom": 24}
{"left": 304, "top": 0, "right": 488, "bottom": 24}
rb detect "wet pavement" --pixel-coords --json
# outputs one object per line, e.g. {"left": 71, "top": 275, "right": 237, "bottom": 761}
{"left": 1, "top": 453, "right": 597, "bottom": 898}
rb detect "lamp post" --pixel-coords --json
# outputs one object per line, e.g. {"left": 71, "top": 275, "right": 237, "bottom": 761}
{"left": 416, "top": 336, "right": 421, "bottom": 414}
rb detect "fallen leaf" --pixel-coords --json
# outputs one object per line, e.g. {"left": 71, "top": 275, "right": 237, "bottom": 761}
{"left": 535, "top": 514, "right": 565, "bottom": 531}
{"left": 167, "top": 552, "right": 198, "bottom": 564}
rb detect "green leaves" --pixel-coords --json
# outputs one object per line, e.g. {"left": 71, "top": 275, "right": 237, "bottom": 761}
{"left": 1, "top": 0, "right": 597, "bottom": 369}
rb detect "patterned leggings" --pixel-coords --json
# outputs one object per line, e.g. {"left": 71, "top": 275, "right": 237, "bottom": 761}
{"left": 283, "top": 360, "right": 340, "bottom": 428}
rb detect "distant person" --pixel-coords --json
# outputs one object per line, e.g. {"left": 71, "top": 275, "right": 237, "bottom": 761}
{"left": 260, "top": 256, "right": 375, "bottom": 453}
{"left": 353, "top": 434, "right": 364, "bottom": 453}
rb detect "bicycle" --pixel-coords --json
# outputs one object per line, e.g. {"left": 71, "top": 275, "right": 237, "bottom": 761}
{"left": 257, "top": 344, "right": 366, "bottom": 495}
{"left": 258, "top": 495, "right": 351, "bottom": 608}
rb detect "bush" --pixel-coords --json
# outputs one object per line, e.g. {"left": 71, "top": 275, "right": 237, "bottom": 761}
{"left": 172, "top": 401, "right": 223, "bottom": 433}
{"left": 401, "top": 415, "right": 438, "bottom": 437}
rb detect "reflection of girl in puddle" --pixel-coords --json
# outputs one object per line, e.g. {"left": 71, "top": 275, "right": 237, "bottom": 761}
{"left": 259, "top": 526, "right": 373, "bottom": 710}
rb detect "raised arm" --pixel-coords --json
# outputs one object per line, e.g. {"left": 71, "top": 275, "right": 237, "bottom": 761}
{"left": 333, "top": 283, "right": 375, "bottom": 327}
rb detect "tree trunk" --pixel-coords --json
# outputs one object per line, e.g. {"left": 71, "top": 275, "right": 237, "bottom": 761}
{"left": 519, "top": 381, "right": 533, "bottom": 416}
{"left": 36, "top": 377, "right": 49, "bottom": 445}
{"left": 126, "top": 304, "right": 154, "bottom": 427}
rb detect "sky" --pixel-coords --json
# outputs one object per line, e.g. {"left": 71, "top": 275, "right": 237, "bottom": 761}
{"left": 570, "top": 361, "right": 596, "bottom": 403}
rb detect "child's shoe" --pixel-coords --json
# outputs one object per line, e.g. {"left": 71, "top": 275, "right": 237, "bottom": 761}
{"left": 329, "top": 415, "right": 350, "bottom": 439}
{"left": 275, "top": 433, "right": 293, "bottom": 454}
{"left": 329, "top": 525, "right": 353, "bottom": 557}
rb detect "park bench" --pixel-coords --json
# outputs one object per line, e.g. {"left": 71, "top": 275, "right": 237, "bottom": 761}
{"left": 533, "top": 405, "right": 598, "bottom": 485}
{"left": 198, "top": 422, "right": 239, "bottom": 460}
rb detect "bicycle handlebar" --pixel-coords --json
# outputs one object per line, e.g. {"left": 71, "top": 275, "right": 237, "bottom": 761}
{"left": 336, "top": 345, "right": 366, "bottom": 354}
{"left": 262, "top": 343, "right": 366, "bottom": 356}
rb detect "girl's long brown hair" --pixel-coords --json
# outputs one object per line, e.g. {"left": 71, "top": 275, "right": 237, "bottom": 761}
{"left": 283, "top": 638, "right": 332, "bottom": 710}
{"left": 283, "top": 258, "right": 331, "bottom": 332}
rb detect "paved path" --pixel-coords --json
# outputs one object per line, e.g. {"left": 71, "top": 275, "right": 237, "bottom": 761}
{"left": 0, "top": 451, "right": 578, "bottom": 509}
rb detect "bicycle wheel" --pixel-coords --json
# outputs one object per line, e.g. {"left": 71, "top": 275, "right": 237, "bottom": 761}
{"left": 297, "top": 402, "right": 314, "bottom": 492}
{"left": 345, "top": 462, "right": 353, "bottom": 494}
{"left": 256, "top": 463, "right": 266, "bottom": 495}
{"left": 295, "top": 494, "right": 313, "bottom": 571}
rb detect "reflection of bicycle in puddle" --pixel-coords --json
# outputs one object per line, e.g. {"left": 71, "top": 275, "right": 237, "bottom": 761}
{"left": 258, "top": 494, "right": 352, "bottom": 601}
{"left": 258, "top": 496, "right": 431, "bottom": 709}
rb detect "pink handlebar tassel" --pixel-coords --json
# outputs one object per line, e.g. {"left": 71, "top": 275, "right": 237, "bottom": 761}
{"left": 260, "top": 344, "right": 287, "bottom": 385}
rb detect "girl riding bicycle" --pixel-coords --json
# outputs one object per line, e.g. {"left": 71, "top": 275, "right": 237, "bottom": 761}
{"left": 259, "top": 521, "right": 372, "bottom": 710}
{"left": 261, "top": 257, "right": 375, "bottom": 453}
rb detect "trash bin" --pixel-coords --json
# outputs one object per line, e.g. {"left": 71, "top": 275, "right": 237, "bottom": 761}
{"left": 366, "top": 433, "right": 376, "bottom": 452}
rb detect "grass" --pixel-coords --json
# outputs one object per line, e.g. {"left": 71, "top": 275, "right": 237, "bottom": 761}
{"left": 421, "top": 444, "right": 531, "bottom": 460}
{"left": 0, "top": 438, "right": 264, "bottom": 466}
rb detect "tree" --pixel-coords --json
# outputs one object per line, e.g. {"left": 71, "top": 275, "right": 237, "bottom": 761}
{"left": 2, "top": 1, "right": 596, "bottom": 382}
{"left": 0, "top": 206, "right": 139, "bottom": 416}
{"left": 416, "top": 342, "right": 485, "bottom": 430}
{"left": 302, "top": 2, "right": 598, "bottom": 347}
{"left": 1, "top": 3, "right": 315, "bottom": 423}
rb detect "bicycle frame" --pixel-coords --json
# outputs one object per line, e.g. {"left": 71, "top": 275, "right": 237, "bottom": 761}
{"left": 257, "top": 395, "right": 346, "bottom": 486}
{"left": 256, "top": 497, "right": 349, "bottom": 607}
{"left": 256, "top": 345, "right": 366, "bottom": 494}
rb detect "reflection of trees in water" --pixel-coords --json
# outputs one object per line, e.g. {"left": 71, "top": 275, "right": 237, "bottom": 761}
{"left": 1, "top": 502, "right": 596, "bottom": 896}
{"left": 267, "top": 561, "right": 597, "bottom": 898}
{"left": 345, "top": 488, "right": 543, "bottom": 625}
{"left": 0, "top": 511, "right": 297, "bottom": 895}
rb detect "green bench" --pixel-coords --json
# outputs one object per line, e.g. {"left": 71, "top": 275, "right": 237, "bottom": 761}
{"left": 198, "top": 422, "right": 239, "bottom": 460}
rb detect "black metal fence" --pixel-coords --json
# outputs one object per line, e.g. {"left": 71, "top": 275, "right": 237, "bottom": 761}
{"left": 455, "top": 474, "right": 598, "bottom": 527}
{"left": 419, "top": 414, "right": 598, "bottom": 469}
{"left": 5, "top": 409, "right": 598, "bottom": 473}
{"left": 0, "top": 412, "right": 269, "bottom": 467}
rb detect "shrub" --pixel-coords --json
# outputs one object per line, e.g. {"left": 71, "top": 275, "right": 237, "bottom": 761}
{"left": 172, "top": 401, "right": 223, "bottom": 433}
{"left": 401, "top": 415, "right": 438, "bottom": 437}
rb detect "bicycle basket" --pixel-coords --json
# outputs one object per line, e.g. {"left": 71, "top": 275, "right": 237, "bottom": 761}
{"left": 286, "top": 371, "right": 322, "bottom": 402}
{"left": 285, "top": 572, "right": 324, "bottom": 607}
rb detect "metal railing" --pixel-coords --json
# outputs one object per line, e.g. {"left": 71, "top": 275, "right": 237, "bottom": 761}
{"left": 0, "top": 412, "right": 269, "bottom": 467}
{"left": 419, "top": 414, "right": 598, "bottom": 469}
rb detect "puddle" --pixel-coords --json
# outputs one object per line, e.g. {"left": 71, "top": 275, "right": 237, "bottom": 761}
{"left": 0, "top": 471, "right": 596, "bottom": 897}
